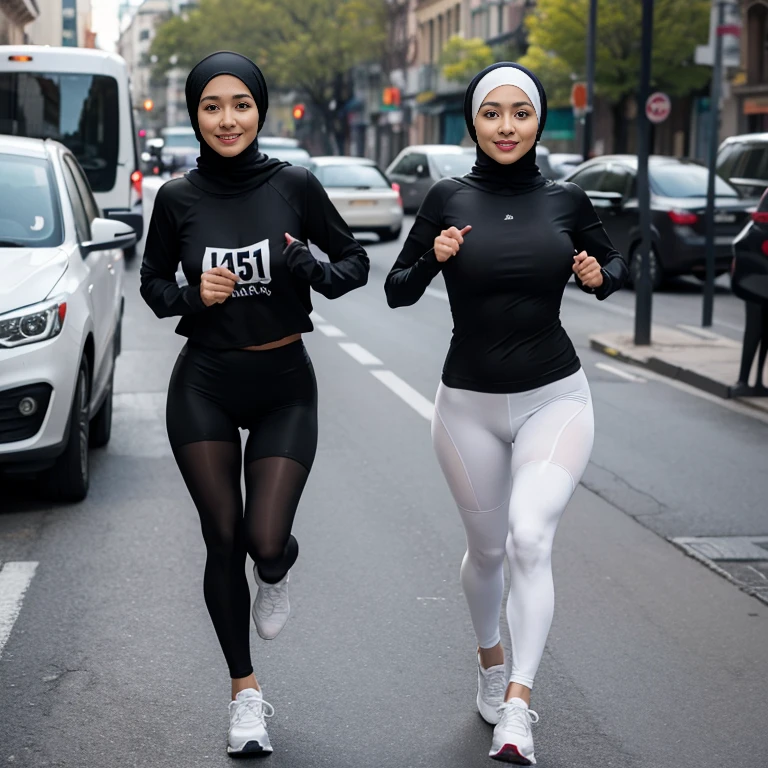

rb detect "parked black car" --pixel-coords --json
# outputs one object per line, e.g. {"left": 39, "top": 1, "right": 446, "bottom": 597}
{"left": 716, "top": 132, "right": 768, "bottom": 200}
{"left": 731, "top": 188, "right": 768, "bottom": 303}
{"left": 565, "top": 155, "right": 750, "bottom": 289}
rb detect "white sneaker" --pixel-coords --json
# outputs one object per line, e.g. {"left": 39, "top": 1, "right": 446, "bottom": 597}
{"left": 476, "top": 654, "right": 507, "bottom": 725}
{"left": 227, "top": 688, "right": 274, "bottom": 756}
{"left": 489, "top": 698, "right": 540, "bottom": 764}
{"left": 252, "top": 568, "right": 291, "bottom": 640}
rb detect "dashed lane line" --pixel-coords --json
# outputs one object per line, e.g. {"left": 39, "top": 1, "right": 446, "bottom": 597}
{"left": 0, "top": 561, "right": 38, "bottom": 658}
{"left": 317, "top": 324, "right": 347, "bottom": 338}
{"left": 595, "top": 362, "right": 647, "bottom": 383}
{"left": 370, "top": 370, "right": 434, "bottom": 421}
{"left": 338, "top": 343, "right": 383, "bottom": 366}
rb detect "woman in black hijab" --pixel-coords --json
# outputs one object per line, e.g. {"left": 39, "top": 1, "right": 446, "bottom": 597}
{"left": 140, "top": 51, "right": 369, "bottom": 756}
{"left": 386, "top": 63, "right": 627, "bottom": 764}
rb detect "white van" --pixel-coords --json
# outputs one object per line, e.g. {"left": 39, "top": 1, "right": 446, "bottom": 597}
{"left": 0, "top": 46, "right": 143, "bottom": 248}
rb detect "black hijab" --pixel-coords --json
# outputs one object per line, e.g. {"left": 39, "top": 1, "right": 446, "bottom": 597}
{"left": 463, "top": 62, "right": 548, "bottom": 195}
{"left": 184, "top": 51, "right": 287, "bottom": 194}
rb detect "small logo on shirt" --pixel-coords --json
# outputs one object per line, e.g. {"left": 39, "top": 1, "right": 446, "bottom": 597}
{"left": 504, "top": 214, "right": 514, "bottom": 221}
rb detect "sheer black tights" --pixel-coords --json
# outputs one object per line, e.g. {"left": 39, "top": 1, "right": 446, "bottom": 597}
{"left": 173, "top": 441, "right": 309, "bottom": 679}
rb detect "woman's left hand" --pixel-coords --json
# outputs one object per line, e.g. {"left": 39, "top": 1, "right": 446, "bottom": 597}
{"left": 573, "top": 251, "right": 604, "bottom": 288}
{"left": 284, "top": 232, "right": 324, "bottom": 283}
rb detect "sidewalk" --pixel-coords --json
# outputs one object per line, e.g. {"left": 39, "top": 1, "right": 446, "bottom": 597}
{"left": 589, "top": 324, "right": 768, "bottom": 415}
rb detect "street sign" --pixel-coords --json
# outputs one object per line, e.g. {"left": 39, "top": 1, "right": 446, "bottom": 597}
{"left": 571, "top": 82, "right": 588, "bottom": 117}
{"left": 646, "top": 92, "right": 671, "bottom": 124}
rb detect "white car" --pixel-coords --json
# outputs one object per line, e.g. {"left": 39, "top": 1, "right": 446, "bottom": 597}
{"left": 0, "top": 136, "right": 137, "bottom": 501}
{"left": 311, "top": 156, "right": 404, "bottom": 242}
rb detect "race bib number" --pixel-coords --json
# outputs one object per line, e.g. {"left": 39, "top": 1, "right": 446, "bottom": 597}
{"left": 201, "top": 239, "right": 271, "bottom": 285}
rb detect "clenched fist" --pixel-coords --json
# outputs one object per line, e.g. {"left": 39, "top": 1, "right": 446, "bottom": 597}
{"left": 434, "top": 225, "right": 472, "bottom": 263}
{"left": 200, "top": 266, "right": 239, "bottom": 307}
{"left": 572, "top": 251, "right": 604, "bottom": 289}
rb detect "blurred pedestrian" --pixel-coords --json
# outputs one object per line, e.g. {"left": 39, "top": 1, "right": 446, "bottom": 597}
{"left": 385, "top": 62, "right": 627, "bottom": 764}
{"left": 140, "top": 51, "right": 369, "bottom": 756}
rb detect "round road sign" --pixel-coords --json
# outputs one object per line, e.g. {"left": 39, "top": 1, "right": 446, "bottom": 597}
{"left": 646, "top": 92, "right": 671, "bottom": 124}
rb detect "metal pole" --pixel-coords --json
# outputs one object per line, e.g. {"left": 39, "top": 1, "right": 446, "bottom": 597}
{"left": 582, "top": 0, "right": 598, "bottom": 161}
{"left": 702, "top": 0, "right": 726, "bottom": 327}
{"left": 635, "top": 0, "right": 654, "bottom": 346}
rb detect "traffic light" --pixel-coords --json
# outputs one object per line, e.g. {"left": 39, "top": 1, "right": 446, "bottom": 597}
{"left": 382, "top": 87, "right": 401, "bottom": 109}
{"left": 292, "top": 103, "right": 305, "bottom": 121}
{"left": 143, "top": 99, "right": 154, "bottom": 111}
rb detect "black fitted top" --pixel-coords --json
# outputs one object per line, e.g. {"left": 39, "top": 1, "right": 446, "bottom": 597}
{"left": 139, "top": 166, "right": 369, "bottom": 349}
{"left": 385, "top": 178, "right": 628, "bottom": 393}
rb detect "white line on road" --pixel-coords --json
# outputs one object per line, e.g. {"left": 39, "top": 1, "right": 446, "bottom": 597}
{"left": 677, "top": 324, "right": 723, "bottom": 340}
{"left": 714, "top": 319, "right": 744, "bottom": 334}
{"left": 338, "top": 342, "right": 383, "bottom": 366}
{"left": 595, "top": 362, "right": 647, "bottom": 383}
{"left": 309, "top": 311, "right": 326, "bottom": 323}
{"left": 317, "top": 324, "right": 347, "bottom": 338}
{"left": 371, "top": 370, "right": 435, "bottom": 421}
{"left": 563, "top": 288, "right": 636, "bottom": 317}
{"left": 0, "top": 561, "right": 38, "bottom": 658}
{"left": 425, "top": 287, "right": 449, "bottom": 302}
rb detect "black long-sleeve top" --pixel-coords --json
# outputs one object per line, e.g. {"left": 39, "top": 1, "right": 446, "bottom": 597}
{"left": 140, "top": 166, "right": 369, "bottom": 349}
{"left": 385, "top": 178, "right": 628, "bottom": 393}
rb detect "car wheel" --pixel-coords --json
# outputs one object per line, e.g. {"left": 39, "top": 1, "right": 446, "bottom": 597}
{"left": 628, "top": 245, "right": 663, "bottom": 291}
{"left": 90, "top": 366, "right": 113, "bottom": 449}
{"left": 43, "top": 359, "right": 90, "bottom": 502}
{"left": 377, "top": 227, "right": 402, "bottom": 243}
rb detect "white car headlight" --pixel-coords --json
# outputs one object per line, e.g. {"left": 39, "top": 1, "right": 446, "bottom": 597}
{"left": 0, "top": 297, "right": 67, "bottom": 348}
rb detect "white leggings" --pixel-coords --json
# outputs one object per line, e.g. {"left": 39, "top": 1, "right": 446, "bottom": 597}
{"left": 432, "top": 369, "right": 594, "bottom": 689}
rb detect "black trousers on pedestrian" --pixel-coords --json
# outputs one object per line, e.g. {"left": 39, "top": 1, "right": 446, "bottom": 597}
{"left": 166, "top": 340, "right": 318, "bottom": 679}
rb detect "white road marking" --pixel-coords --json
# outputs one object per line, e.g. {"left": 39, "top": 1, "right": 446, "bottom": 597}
{"left": 563, "top": 288, "right": 636, "bottom": 317}
{"left": 424, "top": 287, "right": 449, "bottom": 301}
{"left": 371, "top": 370, "right": 435, "bottom": 421}
{"left": 595, "top": 362, "right": 647, "bottom": 383}
{"left": 0, "top": 562, "right": 38, "bottom": 658}
{"left": 317, "top": 324, "right": 346, "bottom": 338}
{"left": 338, "top": 342, "right": 383, "bottom": 366}
{"left": 309, "top": 311, "right": 326, "bottom": 323}
{"left": 416, "top": 597, "right": 447, "bottom": 601}
{"left": 677, "top": 324, "right": 723, "bottom": 341}
{"left": 714, "top": 319, "right": 744, "bottom": 334}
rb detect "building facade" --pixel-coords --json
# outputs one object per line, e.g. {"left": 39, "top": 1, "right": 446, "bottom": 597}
{"left": 26, "top": 0, "right": 91, "bottom": 47}
{"left": 0, "top": 0, "right": 38, "bottom": 45}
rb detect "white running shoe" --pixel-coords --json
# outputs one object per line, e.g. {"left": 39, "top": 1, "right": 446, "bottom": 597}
{"left": 476, "top": 654, "right": 507, "bottom": 725}
{"left": 252, "top": 568, "right": 291, "bottom": 640}
{"left": 227, "top": 688, "right": 274, "bottom": 756}
{"left": 489, "top": 698, "right": 540, "bottom": 764}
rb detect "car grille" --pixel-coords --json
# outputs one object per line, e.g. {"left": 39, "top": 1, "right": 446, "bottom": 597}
{"left": 0, "top": 384, "right": 53, "bottom": 444}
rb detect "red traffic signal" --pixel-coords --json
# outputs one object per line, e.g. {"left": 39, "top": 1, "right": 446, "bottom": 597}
{"left": 292, "top": 103, "right": 305, "bottom": 120}
{"left": 382, "top": 87, "right": 401, "bottom": 107}
{"left": 143, "top": 99, "right": 154, "bottom": 111}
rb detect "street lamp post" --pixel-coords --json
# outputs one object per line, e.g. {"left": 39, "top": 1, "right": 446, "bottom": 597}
{"left": 582, "top": 0, "right": 597, "bottom": 161}
{"left": 635, "top": 0, "right": 654, "bottom": 346}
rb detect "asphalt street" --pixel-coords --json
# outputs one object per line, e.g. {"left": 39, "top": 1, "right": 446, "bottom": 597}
{"left": 1, "top": 218, "right": 767, "bottom": 767}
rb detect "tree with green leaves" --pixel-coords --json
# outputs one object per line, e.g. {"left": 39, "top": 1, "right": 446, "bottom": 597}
{"left": 440, "top": 36, "right": 494, "bottom": 85}
{"left": 150, "top": 0, "right": 388, "bottom": 152}
{"left": 519, "top": 0, "right": 711, "bottom": 151}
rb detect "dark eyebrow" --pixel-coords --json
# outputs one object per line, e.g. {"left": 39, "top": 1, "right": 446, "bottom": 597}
{"left": 200, "top": 93, "right": 253, "bottom": 103}
{"left": 480, "top": 100, "right": 533, "bottom": 109}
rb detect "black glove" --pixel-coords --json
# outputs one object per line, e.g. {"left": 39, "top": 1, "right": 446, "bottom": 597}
{"left": 284, "top": 237, "right": 325, "bottom": 284}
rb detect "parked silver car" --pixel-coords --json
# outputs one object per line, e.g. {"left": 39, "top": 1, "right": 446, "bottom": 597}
{"left": 386, "top": 145, "right": 475, "bottom": 213}
{"left": 311, "top": 156, "right": 404, "bottom": 242}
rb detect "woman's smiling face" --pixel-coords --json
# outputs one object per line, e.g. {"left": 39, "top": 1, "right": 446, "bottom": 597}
{"left": 197, "top": 74, "right": 259, "bottom": 157}
{"left": 474, "top": 84, "right": 538, "bottom": 165}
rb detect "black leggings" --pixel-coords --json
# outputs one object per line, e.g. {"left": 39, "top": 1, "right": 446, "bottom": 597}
{"left": 167, "top": 340, "right": 318, "bottom": 679}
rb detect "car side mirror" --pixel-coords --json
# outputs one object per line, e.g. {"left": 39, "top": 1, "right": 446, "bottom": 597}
{"left": 416, "top": 164, "right": 426, "bottom": 177}
{"left": 106, "top": 210, "right": 144, "bottom": 241}
{"left": 81, "top": 217, "right": 137, "bottom": 254}
{"left": 588, "top": 190, "right": 624, "bottom": 208}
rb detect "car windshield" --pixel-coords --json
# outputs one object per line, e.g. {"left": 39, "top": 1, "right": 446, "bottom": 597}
{"left": 651, "top": 163, "right": 738, "bottom": 197}
{"left": 266, "top": 148, "right": 313, "bottom": 167}
{"left": 314, "top": 164, "right": 389, "bottom": 188}
{"left": 0, "top": 153, "right": 62, "bottom": 248}
{"left": 0, "top": 72, "right": 119, "bottom": 192}
{"left": 428, "top": 153, "right": 475, "bottom": 178}
{"left": 162, "top": 132, "right": 197, "bottom": 149}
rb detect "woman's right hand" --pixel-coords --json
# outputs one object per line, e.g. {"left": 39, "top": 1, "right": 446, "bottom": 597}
{"left": 200, "top": 267, "right": 239, "bottom": 307}
{"left": 433, "top": 225, "right": 472, "bottom": 263}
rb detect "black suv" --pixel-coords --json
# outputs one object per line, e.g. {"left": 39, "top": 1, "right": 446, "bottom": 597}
{"left": 565, "top": 155, "right": 749, "bottom": 289}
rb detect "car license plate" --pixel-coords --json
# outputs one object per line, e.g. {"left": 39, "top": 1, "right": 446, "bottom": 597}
{"left": 714, "top": 212, "right": 736, "bottom": 223}
{"left": 349, "top": 200, "right": 376, "bottom": 206}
